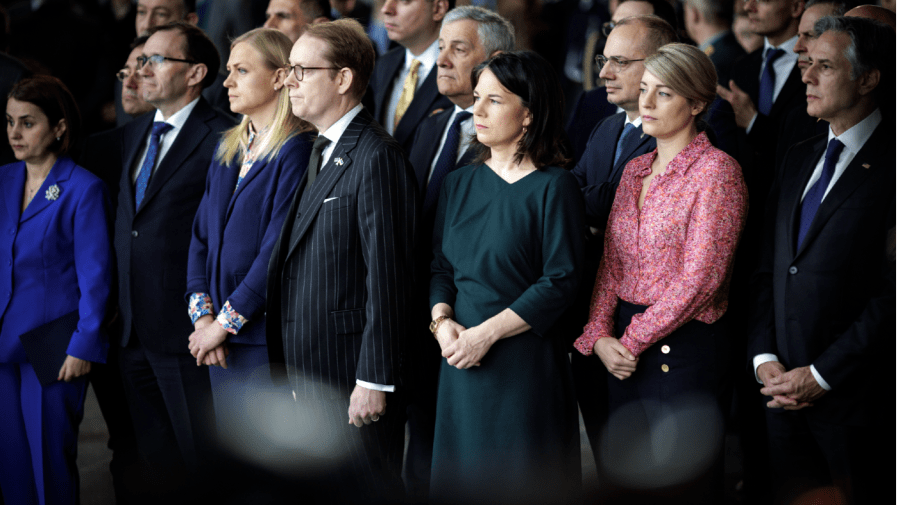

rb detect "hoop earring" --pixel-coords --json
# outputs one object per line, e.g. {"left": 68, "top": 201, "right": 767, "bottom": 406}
{"left": 56, "top": 137, "right": 61, "bottom": 141}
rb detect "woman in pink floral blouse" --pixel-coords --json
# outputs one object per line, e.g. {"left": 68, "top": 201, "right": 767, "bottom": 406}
{"left": 573, "top": 44, "right": 748, "bottom": 502}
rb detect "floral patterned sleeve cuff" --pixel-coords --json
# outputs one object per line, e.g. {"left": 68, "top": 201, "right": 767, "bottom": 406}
{"left": 189, "top": 292, "right": 213, "bottom": 324}
{"left": 216, "top": 300, "right": 248, "bottom": 335}
{"left": 619, "top": 335, "right": 651, "bottom": 358}
{"left": 573, "top": 333, "right": 603, "bottom": 356}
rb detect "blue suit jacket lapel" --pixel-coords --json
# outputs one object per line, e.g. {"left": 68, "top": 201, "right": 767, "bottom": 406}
{"left": 20, "top": 157, "right": 75, "bottom": 224}
{"left": 3, "top": 162, "right": 25, "bottom": 225}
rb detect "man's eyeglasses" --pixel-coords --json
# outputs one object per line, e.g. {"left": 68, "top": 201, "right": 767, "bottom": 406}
{"left": 602, "top": 20, "right": 617, "bottom": 37}
{"left": 595, "top": 55, "right": 646, "bottom": 72}
{"left": 286, "top": 64, "right": 340, "bottom": 81}
{"left": 136, "top": 54, "right": 197, "bottom": 70}
{"left": 116, "top": 69, "right": 140, "bottom": 82}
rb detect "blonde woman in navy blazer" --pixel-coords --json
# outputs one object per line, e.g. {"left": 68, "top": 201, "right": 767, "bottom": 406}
{"left": 0, "top": 76, "right": 111, "bottom": 504}
{"left": 185, "top": 28, "right": 313, "bottom": 424}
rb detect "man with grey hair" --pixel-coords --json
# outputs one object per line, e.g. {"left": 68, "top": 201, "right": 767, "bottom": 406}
{"left": 750, "top": 15, "right": 894, "bottom": 505}
{"left": 404, "top": 6, "right": 514, "bottom": 501}
{"left": 793, "top": 0, "right": 856, "bottom": 74}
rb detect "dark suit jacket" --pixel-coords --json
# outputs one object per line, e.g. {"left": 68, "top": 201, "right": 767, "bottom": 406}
{"left": 266, "top": 109, "right": 418, "bottom": 398}
{"left": 706, "top": 31, "right": 746, "bottom": 86}
{"left": 112, "top": 98, "right": 236, "bottom": 354}
{"left": 748, "top": 124, "right": 895, "bottom": 425}
{"left": 186, "top": 133, "right": 312, "bottom": 347}
{"left": 566, "top": 88, "right": 618, "bottom": 165}
{"left": 0, "top": 157, "right": 111, "bottom": 363}
{"left": 571, "top": 112, "right": 656, "bottom": 230}
{"left": 407, "top": 107, "right": 477, "bottom": 199}
{"left": 369, "top": 46, "right": 452, "bottom": 153}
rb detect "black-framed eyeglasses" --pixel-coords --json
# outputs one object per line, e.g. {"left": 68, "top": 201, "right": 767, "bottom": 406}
{"left": 136, "top": 54, "right": 198, "bottom": 70}
{"left": 286, "top": 64, "right": 340, "bottom": 81}
{"left": 116, "top": 69, "right": 140, "bottom": 82}
{"left": 601, "top": 20, "right": 617, "bottom": 37}
{"left": 595, "top": 55, "right": 646, "bottom": 72}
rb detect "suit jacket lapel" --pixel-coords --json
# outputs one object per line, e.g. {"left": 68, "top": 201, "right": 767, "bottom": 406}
{"left": 20, "top": 157, "right": 75, "bottom": 224}
{"left": 285, "top": 112, "right": 367, "bottom": 259}
{"left": 770, "top": 65, "right": 803, "bottom": 119}
{"left": 395, "top": 66, "right": 441, "bottom": 144}
{"left": 414, "top": 109, "right": 451, "bottom": 192}
{"left": 138, "top": 100, "right": 213, "bottom": 215}
{"left": 611, "top": 119, "right": 651, "bottom": 180}
{"left": 220, "top": 162, "right": 242, "bottom": 229}
{"left": 120, "top": 115, "right": 153, "bottom": 216}
{"left": 374, "top": 50, "right": 404, "bottom": 122}
{"left": 795, "top": 126, "right": 885, "bottom": 258}
{"left": 3, "top": 162, "right": 25, "bottom": 225}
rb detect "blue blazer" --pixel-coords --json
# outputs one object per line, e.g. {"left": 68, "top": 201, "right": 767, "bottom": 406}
{"left": 186, "top": 133, "right": 312, "bottom": 346}
{"left": 0, "top": 157, "right": 111, "bottom": 363}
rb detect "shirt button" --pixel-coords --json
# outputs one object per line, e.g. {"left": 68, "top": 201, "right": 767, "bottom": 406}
{"left": 788, "top": 266, "right": 798, "bottom": 274}
{"left": 661, "top": 364, "right": 670, "bottom": 373}
{"left": 661, "top": 345, "right": 670, "bottom": 354}
{"left": 131, "top": 230, "right": 139, "bottom": 238}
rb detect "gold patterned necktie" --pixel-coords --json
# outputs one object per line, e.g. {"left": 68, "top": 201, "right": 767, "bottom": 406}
{"left": 394, "top": 59, "right": 421, "bottom": 129}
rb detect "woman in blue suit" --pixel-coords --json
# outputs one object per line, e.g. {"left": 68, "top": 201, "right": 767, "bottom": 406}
{"left": 185, "top": 28, "right": 313, "bottom": 424}
{"left": 0, "top": 76, "right": 111, "bottom": 504}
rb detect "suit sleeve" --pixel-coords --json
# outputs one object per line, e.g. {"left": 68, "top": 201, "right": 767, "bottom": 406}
{"left": 185, "top": 157, "right": 216, "bottom": 301}
{"left": 355, "top": 144, "right": 418, "bottom": 386}
{"left": 67, "top": 178, "right": 112, "bottom": 363}
{"left": 225, "top": 138, "right": 311, "bottom": 322}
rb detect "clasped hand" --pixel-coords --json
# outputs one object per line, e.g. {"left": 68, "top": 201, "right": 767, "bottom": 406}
{"left": 187, "top": 315, "right": 229, "bottom": 368}
{"left": 593, "top": 337, "right": 638, "bottom": 380}
{"left": 436, "top": 319, "right": 490, "bottom": 369}
{"left": 757, "top": 362, "right": 826, "bottom": 410}
{"left": 57, "top": 355, "right": 91, "bottom": 382}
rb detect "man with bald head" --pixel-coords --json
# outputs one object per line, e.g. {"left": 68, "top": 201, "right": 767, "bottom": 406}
{"left": 846, "top": 3, "right": 897, "bottom": 26}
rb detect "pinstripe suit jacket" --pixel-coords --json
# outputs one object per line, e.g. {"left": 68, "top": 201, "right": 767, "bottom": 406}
{"left": 266, "top": 109, "right": 419, "bottom": 398}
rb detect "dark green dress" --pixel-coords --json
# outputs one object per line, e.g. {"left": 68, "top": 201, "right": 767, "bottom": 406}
{"left": 429, "top": 164, "right": 585, "bottom": 504}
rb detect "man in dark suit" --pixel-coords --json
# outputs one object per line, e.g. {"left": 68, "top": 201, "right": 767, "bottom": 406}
{"left": 750, "top": 16, "right": 894, "bottom": 505}
{"left": 403, "top": 6, "right": 514, "bottom": 500}
{"left": 567, "top": 14, "right": 676, "bottom": 469}
{"left": 369, "top": 0, "right": 453, "bottom": 152}
{"left": 684, "top": 0, "right": 746, "bottom": 85}
{"left": 267, "top": 19, "right": 417, "bottom": 501}
{"left": 111, "top": 21, "right": 234, "bottom": 499}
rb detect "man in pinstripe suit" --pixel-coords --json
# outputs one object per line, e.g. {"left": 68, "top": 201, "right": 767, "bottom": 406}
{"left": 266, "top": 18, "right": 417, "bottom": 500}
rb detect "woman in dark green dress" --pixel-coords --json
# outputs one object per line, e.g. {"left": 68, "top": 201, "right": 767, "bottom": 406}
{"left": 428, "top": 51, "right": 586, "bottom": 504}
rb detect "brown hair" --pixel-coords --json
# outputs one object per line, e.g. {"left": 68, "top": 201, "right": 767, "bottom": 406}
{"left": 303, "top": 18, "right": 375, "bottom": 100}
{"left": 8, "top": 75, "right": 81, "bottom": 156}
{"left": 147, "top": 21, "right": 221, "bottom": 89}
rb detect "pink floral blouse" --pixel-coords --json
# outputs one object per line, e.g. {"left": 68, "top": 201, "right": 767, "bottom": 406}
{"left": 574, "top": 133, "right": 748, "bottom": 358}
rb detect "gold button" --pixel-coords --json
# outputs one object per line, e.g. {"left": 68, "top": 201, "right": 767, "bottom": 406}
{"left": 661, "top": 364, "right": 669, "bottom": 372}
{"left": 661, "top": 345, "right": 670, "bottom": 354}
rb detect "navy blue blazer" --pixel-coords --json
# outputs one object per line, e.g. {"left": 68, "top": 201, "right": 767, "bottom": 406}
{"left": 186, "top": 133, "right": 313, "bottom": 346}
{"left": 369, "top": 46, "right": 453, "bottom": 153}
{"left": 566, "top": 88, "right": 618, "bottom": 165}
{"left": 0, "top": 157, "right": 111, "bottom": 363}
{"left": 571, "top": 112, "right": 656, "bottom": 229}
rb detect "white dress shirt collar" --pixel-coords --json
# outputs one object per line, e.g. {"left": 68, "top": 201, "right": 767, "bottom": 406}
{"left": 319, "top": 103, "right": 365, "bottom": 167}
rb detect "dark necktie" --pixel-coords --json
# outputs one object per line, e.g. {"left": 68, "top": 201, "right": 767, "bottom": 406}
{"left": 135, "top": 121, "right": 173, "bottom": 208}
{"left": 797, "top": 138, "right": 844, "bottom": 247}
{"left": 613, "top": 122, "right": 636, "bottom": 167}
{"left": 424, "top": 111, "right": 472, "bottom": 212}
{"left": 306, "top": 135, "right": 332, "bottom": 187}
{"left": 758, "top": 48, "right": 785, "bottom": 116}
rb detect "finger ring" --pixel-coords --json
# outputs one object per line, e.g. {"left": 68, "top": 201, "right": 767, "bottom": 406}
{"left": 372, "top": 415, "right": 380, "bottom": 422}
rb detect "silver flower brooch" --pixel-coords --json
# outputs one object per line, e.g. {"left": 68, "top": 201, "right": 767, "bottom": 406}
{"left": 45, "top": 184, "right": 61, "bottom": 201}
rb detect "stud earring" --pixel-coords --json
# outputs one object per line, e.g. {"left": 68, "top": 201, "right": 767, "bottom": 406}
{"left": 56, "top": 137, "right": 61, "bottom": 141}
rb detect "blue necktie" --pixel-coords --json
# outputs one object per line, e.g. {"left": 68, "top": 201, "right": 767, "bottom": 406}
{"left": 797, "top": 138, "right": 844, "bottom": 248}
{"left": 135, "top": 121, "right": 173, "bottom": 208}
{"left": 758, "top": 48, "right": 784, "bottom": 116}
{"left": 424, "top": 111, "right": 472, "bottom": 212}
{"left": 613, "top": 122, "right": 636, "bottom": 167}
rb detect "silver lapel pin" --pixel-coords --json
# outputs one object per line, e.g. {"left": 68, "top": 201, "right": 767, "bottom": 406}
{"left": 334, "top": 157, "right": 344, "bottom": 166}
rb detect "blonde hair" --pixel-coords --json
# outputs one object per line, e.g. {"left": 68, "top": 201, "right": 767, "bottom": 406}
{"left": 643, "top": 43, "right": 717, "bottom": 120}
{"left": 216, "top": 28, "right": 314, "bottom": 166}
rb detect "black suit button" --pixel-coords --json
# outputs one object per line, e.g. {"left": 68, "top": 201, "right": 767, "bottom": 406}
{"left": 788, "top": 266, "right": 798, "bottom": 274}
{"left": 131, "top": 230, "right": 139, "bottom": 238}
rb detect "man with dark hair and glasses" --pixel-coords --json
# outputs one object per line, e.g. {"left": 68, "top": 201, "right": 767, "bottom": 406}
{"left": 101, "top": 20, "right": 234, "bottom": 500}
{"left": 119, "top": 36, "right": 155, "bottom": 119}
{"left": 564, "top": 13, "right": 677, "bottom": 472}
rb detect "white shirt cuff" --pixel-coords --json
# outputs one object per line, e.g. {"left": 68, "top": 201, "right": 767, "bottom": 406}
{"left": 809, "top": 364, "right": 832, "bottom": 391}
{"left": 356, "top": 379, "right": 395, "bottom": 393}
{"left": 746, "top": 113, "right": 758, "bottom": 133}
{"left": 753, "top": 353, "right": 779, "bottom": 383}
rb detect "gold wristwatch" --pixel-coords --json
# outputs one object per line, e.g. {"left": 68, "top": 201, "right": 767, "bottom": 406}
{"left": 429, "top": 315, "right": 450, "bottom": 335}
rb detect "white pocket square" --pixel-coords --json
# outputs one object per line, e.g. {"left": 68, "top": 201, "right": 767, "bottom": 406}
{"left": 324, "top": 197, "right": 338, "bottom": 203}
